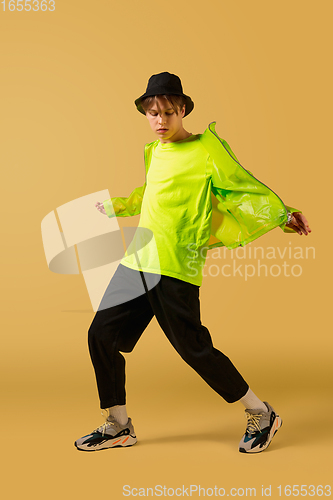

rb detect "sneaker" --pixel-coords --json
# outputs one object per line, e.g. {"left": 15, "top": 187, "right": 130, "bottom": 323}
{"left": 239, "top": 402, "right": 282, "bottom": 453}
{"left": 74, "top": 414, "right": 137, "bottom": 452}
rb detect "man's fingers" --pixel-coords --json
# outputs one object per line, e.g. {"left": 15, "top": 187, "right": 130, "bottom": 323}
{"left": 289, "top": 219, "right": 302, "bottom": 235}
{"left": 298, "top": 213, "right": 309, "bottom": 225}
{"left": 292, "top": 213, "right": 311, "bottom": 235}
{"left": 294, "top": 220, "right": 307, "bottom": 235}
{"left": 294, "top": 213, "right": 311, "bottom": 231}
{"left": 285, "top": 212, "right": 311, "bottom": 235}
{"left": 95, "top": 201, "right": 105, "bottom": 212}
{"left": 293, "top": 225, "right": 303, "bottom": 235}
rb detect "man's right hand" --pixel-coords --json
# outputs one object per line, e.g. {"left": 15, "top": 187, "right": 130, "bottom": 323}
{"left": 95, "top": 201, "right": 107, "bottom": 216}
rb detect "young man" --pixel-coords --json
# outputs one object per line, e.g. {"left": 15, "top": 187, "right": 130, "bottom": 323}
{"left": 75, "top": 72, "right": 311, "bottom": 453}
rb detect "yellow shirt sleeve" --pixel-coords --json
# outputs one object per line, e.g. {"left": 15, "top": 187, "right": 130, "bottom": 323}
{"left": 103, "top": 183, "right": 146, "bottom": 218}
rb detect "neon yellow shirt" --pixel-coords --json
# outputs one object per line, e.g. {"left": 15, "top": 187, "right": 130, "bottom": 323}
{"left": 103, "top": 123, "right": 302, "bottom": 287}
{"left": 119, "top": 134, "right": 212, "bottom": 286}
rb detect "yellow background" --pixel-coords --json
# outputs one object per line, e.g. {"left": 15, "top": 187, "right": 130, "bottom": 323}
{"left": 1, "top": 0, "right": 332, "bottom": 498}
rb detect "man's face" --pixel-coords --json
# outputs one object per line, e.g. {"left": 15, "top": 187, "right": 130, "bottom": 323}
{"left": 145, "top": 96, "right": 186, "bottom": 143}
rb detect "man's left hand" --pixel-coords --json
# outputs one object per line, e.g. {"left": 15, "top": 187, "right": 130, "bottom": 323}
{"left": 286, "top": 212, "right": 311, "bottom": 235}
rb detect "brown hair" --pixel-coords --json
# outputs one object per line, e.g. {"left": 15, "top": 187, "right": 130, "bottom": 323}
{"left": 140, "top": 94, "right": 187, "bottom": 115}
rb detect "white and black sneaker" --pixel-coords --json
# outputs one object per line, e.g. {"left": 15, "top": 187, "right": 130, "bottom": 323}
{"left": 75, "top": 414, "right": 137, "bottom": 452}
{"left": 239, "top": 402, "right": 282, "bottom": 453}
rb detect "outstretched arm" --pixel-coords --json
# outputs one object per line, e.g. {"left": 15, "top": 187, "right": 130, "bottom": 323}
{"left": 207, "top": 130, "right": 312, "bottom": 243}
{"left": 95, "top": 183, "right": 147, "bottom": 218}
{"left": 221, "top": 141, "right": 312, "bottom": 237}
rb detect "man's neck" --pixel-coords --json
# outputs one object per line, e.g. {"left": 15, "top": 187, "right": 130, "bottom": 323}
{"left": 160, "top": 129, "right": 192, "bottom": 144}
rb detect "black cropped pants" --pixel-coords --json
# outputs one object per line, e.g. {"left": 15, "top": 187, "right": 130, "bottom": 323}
{"left": 88, "top": 263, "right": 249, "bottom": 409}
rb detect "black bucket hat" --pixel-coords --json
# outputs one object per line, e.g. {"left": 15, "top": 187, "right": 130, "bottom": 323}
{"left": 135, "top": 72, "right": 194, "bottom": 117}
